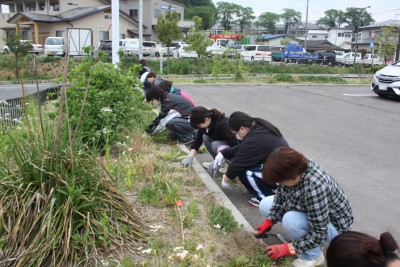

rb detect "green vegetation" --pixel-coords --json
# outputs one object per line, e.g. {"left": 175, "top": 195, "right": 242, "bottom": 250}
{"left": 209, "top": 202, "right": 238, "bottom": 233}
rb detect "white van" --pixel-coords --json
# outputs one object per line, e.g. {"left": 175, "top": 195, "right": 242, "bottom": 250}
{"left": 44, "top": 37, "right": 66, "bottom": 56}
{"left": 344, "top": 52, "right": 362, "bottom": 65}
{"left": 240, "top": 45, "right": 272, "bottom": 62}
{"left": 362, "top": 53, "right": 384, "bottom": 66}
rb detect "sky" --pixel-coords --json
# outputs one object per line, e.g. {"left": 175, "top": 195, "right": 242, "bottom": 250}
{"left": 213, "top": 0, "right": 400, "bottom": 24}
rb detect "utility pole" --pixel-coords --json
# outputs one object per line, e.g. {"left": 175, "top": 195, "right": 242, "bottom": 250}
{"left": 112, "top": 0, "right": 119, "bottom": 65}
{"left": 304, "top": 0, "right": 309, "bottom": 51}
{"left": 139, "top": 0, "right": 143, "bottom": 60}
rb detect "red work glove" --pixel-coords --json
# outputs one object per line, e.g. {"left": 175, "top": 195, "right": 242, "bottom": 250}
{"left": 266, "top": 243, "right": 296, "bottom": 260}
{"left": 254, "top": 219, "right": 273, "bottom": 238}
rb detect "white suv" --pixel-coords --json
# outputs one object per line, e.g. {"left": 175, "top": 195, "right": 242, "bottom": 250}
{"left": 240, "top": 45, "right": 272, "bottom": 62}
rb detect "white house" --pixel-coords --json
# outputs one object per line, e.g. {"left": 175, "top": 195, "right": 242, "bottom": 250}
{"left": 327, "top": 28, "right": 353, "bottom": 50}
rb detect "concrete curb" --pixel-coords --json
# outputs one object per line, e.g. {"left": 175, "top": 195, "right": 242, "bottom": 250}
{"left": 178, "top": 144, "right": 255, "bottom": 233}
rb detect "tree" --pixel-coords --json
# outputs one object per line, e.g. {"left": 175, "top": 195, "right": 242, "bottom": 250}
{"left": 185, "top": 6, "right": 217, "bottom": 29}
{"left": 216, "top": 1, "right": 240, "bottom": 31}
{"left": 155, "top": 10, "right": 182, "bottom": 74}
{"left": 236, "top": 7, "right": 255, "bottom": 33}
{"left": 257, "top": 12, "right": 281, "bottom": 34}
{"left": 280, "top": 8, "right": 302, "bottom": 35}
{"left": 376, "top": 25, "right": 400, "bottom": 63}
{"left": 343, "top": 7, "right": 374, "bottom": 64}
{"left": 316, "top": 9, "right": 345, "bottom": 28}
{"left": 187, "top": 16, "right": 213, "bottom": 74}
{"left": 5, "top": 32, "right": 33, "bottom": 79}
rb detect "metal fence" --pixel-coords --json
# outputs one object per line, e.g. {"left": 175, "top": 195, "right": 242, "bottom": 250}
{"left": 0, "top": 86, "right": 60, "bottom": 133}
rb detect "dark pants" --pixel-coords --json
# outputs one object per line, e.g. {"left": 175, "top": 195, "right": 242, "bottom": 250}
{"left": 166, "top": 117, "right": 195, "bottom": 143}
{"left": 238, "top": 164, "right": 276, "bottom": 200}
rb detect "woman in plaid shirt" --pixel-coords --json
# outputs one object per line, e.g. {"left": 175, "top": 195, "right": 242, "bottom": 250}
{"left": 254, "top": 147, "right": 353, "bottom": 267}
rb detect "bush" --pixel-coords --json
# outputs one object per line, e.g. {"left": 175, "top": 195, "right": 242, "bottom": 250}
{"left": 66, "top": 58, "right": 146, "bottom": 148}
{"left": 298, "top": 76, "right": 347, "bottom": 84}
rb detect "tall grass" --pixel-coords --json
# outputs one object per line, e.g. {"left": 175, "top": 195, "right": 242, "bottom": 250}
{"left": 0, "top": 50, "right": 146, "bottom": 266}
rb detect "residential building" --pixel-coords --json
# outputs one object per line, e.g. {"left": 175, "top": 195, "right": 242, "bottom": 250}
{"left": 256, "top": 34, "right": 300, "bottom": 46}
{"left": 327, "top": 27, "right": 353, "bottom": 50}
{"left": 307, "top": 29, "right": 328, "bottom": 41}
{"left": 355, "top": 20, "right": 400, "bottom": 58}
{"left": 0, "top": 0, "right": 192, "bottom": 49}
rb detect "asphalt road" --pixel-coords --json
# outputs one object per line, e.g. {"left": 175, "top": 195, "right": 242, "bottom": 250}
{"left": 0, "top": 83, "right": 58, "bottom": 101}
{"left": 179, "top": 83, "right": 400, "bottom": 241}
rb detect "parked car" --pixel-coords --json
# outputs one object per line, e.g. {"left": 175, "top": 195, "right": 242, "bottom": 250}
{"left": 344, "top": 52, "right": 362, "bottom": 65}
{"left": 44, "top": 37, "right": 66, "bottom": 56}
{"left": 313, "top": 51, "right": 336, "bottom": 66}
{"left": 332, "top": 50, "right": 345, "bottom": 66}
{"left": 173, "top": 44, "right": 198, "bottom": 59}
{"left": 240, "top": 45, "right": 272, "bottom": 62}
{"left": 3, "top": 40, "right": 43, "bottom": 54}
{"left": 371, "top": 61, "right": 400, "bottom": 98}
{"left": 233, "top": 45, "right": 247, "bottom": 57}
{"left": 98, "top": 40, "right": 112, "bottom": 55}
{"left": 363, "top": 53, "right": 385, "bottom": 66}
{"left": 142, "top": 41, "right": 157, "bottom": 56}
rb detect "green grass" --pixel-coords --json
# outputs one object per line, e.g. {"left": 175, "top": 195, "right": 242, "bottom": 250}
{"left": 208, "top": 202, "right": 238, "bottom": 233}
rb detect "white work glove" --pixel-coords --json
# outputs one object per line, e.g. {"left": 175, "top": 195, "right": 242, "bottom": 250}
{"left": 180, "top": 156, "right": 193, "bottom": 167}
{"left": 213, "top": 152, "right": 225, "bottom": 169}
{"left": 221, "top": 176, "right": 232, "bottom": 189}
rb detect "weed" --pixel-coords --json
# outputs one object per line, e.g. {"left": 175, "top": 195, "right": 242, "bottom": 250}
{"left": 273, "top": 74, "right": 295, "bottom": 82}
{"left": 209, "top": 202, "right": 238, "bottom": 233}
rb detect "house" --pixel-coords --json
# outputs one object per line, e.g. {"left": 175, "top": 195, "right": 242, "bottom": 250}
{"left": 297, "top": 39, "right": 343, "bottom": 52}
{"left": 256, "top": 34, "right": 300, "bottom": 47}
{"left": 355, "top": 20, "right": 400, "bottom": 55}
{"left": 0, "top": 0, "right": 193, "bottom": 48}
{"left": 327, "top": 27, "right": 353, "bottom": 50}
{"left": 307, "top": 29, "right": 328, "bottom": 41}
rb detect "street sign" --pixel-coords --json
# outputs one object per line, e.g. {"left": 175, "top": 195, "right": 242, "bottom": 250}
{"left": 370, "top": 41, "right": 374, "bottom": 48}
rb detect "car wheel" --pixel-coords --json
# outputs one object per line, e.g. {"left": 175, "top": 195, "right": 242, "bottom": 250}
{"left": 251, "top": 56, "right": 254, "bottom": 62}
{"left": 4, "top": 48, "right": 9, "bottom": 54}
{"left": 155, "top": 52, "right": 160, "bottom": 57}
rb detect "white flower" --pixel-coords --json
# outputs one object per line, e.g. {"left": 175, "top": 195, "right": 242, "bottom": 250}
{"left": 102, "top": 128, "right": 111, "bottom": 134}
{"left": 173, "top": 246, "right": 183, "bottom": 252}
{"left": 100, "top": 107, "right": 112, "bottom": 112}
{"left": 142, "top": 248, "right": 153, "bottom": 254}
{"left": 213, "top": 224, "right": 221, "bottom": 229}
{"left": 193, "top": 254, "right": 199, "bottom": 259}
{"left": 149, "top": 224, "right": 164, "bottom": 232}
{"left": 196, "top": 244, "right": 204, "bottom": 251}
{"left": 176, "top": 250, "right": 188, "bottom": 260}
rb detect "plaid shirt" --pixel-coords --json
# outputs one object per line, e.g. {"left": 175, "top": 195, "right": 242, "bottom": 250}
{"left": 268, "top": 160, "right": 353, "bottom": 254}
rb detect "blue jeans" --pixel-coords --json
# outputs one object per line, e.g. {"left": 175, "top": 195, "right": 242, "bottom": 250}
{"left": 259, "top": 196, "right": 339, "bottom": 261}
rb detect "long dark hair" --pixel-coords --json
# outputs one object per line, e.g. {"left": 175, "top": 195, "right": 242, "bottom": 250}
{"left": 228, "top": 111, "right": 282, "bottom": 137}
{"left": 190, "top": 106, "right": 224, "bottom": 128}
{"left": 326, "top": 231, "right": 399, "bottom": 267}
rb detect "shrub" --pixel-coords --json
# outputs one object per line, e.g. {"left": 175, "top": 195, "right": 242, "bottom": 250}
{"left": 66, "top": 58, "right": 146, "bottom": 148}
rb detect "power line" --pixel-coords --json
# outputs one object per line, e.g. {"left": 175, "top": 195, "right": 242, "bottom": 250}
{"left": 371, "top": 8, "right": 400, "bottom": 14}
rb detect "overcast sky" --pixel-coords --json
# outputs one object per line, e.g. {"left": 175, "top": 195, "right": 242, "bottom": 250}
{"left": 213, "top": 0, "right": 400, "bottom": 24}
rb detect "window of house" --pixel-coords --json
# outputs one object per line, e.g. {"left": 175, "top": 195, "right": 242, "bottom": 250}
{"left": 129, "top": 9, "right": 138, "bottom": 18}
{"left": 325, "top": 35, "right": 328, "bottom": 38}
{"left": 338, "top": 33, "right": 344, "bottom": 37}
{"left": 312, "top": 35, "right": 317, "bottom": 38}
{"left": 56, "top": 31, "right": 63, "bottom": 37}
{"left": 345, "top": 33, "right": 351, "bottom": 38}
{"left": 16, "top": 4, "right": 23, "bottom": 12}
{"left": 154, "top": 9, "right": 160, "bottom": 18}
{"left": 38, "top": 0, "right": 46, "bottom": 11}
{"left": 25, "top": 1, "right": 36, "bottom": 11}
{"left": 178, "top": 13, "right": 181, "bottom": 20}
{"left": 50, "top": 0, "right": 59, "bottom": 11}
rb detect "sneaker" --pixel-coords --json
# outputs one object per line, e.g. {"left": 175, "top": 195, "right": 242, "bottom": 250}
{"left": 292, "top": 254, "right": 325, "bottom": 267}
{"left": 248, "top": 197, "right": 260, "bottom": 207}
{"left": 201, "top": 161, "right": 211, "bottom": 169}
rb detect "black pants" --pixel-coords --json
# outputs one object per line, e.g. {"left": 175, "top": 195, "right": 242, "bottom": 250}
{"left": 166, "top": 117, "right": 195, "bottom": 143}
{"left": 238, "top": 164, "right": 276, "bottom": 200}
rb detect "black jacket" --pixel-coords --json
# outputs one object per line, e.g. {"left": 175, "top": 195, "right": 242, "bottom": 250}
{"left": 222, "top": 123, "right": 289, "bottom": 180}
{"left": 146, "top": 93, "right": 194, "bottom": 133}
{"left": 190, "top": 115, "right": 239, "bottom": 151}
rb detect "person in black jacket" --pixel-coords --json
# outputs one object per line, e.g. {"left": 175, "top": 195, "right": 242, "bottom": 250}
{"left": 215, "top": 111, "right": 289, "bottom": 207}
{"left": 145, "top": 85, "right": 195, "bottom": 143}
{"left": 180, "top": 106, "right": 239, "bottom": 167}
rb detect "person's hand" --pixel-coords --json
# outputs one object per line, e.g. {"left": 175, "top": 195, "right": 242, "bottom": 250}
{"left": 180, "top": 156, "right": 193, "bottom": 167}
{"left": 213, "top": 152, "right": 224, "bottom": 169}
{"left": 266, "top": 243, "right": 296, "bottom": 260}
{"left": 254, "top": 219, "right": 273, "bottom": 238}
{"left": 221, "top": 175, "right": 231, "bottom": 189}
